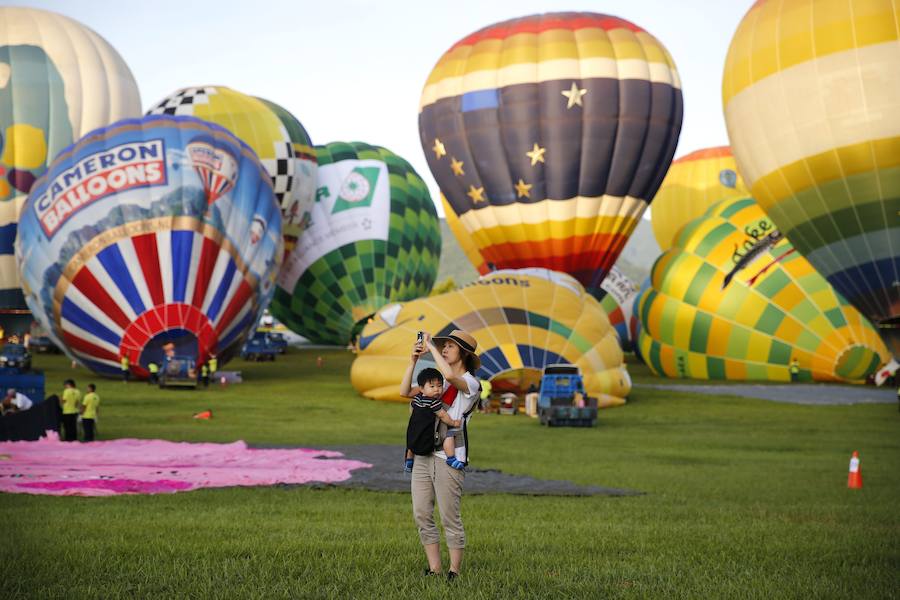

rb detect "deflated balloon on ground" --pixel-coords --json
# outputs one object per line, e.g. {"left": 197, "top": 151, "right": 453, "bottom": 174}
{"left": 351, "top": 268, "right": 630, "bottom": 407}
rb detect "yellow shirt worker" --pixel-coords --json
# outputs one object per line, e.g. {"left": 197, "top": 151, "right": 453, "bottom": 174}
{"left": 60, "top": 380, "right": 82, "bottom": 442}
{"left": 80, "top": 384, "right": 100, "bottom": 442}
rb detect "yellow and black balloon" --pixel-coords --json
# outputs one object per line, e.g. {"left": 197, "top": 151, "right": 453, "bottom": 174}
{"left": 635, "top": 197, "right": 889, "bottom": 382}
{"left": 351, "top": 269, "right": 630, "bottom": 407}
{"left": 419, "top": 12, "right": 683, "bottom": 295}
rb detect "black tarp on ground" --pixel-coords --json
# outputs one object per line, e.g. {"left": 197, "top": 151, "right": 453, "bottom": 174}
{"left": 268, "top": 444, "right": 640, "bottom": 496}
{"left": 0, "top": 395, "right": 58, "bottom": 441}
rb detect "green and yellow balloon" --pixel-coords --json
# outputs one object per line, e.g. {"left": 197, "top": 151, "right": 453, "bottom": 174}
{"left": 635, "top": 197, "right": 889, "bottom": 382}
{"left": 271, "top": 142, "right": 441, "bottom": 344}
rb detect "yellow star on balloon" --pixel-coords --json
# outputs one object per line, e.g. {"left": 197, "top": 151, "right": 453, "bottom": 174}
{"left": 514, "top": 179, "right": 532, "bottom": 198}
{"left": 526, "top": 143, "right": 546, "bottom": 166}
{"left": 467, "top": 185, "right": 486, "bottom": 203}
{"left": 450, "top": 157, "right": 465, "bottom": 176}
{"left": 561, "top": 82, "right": 587, "bottom": 109}
{"left": 432, "top": 138, "right": 446, "bottom": 159}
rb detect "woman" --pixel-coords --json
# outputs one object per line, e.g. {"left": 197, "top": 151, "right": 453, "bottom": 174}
{"left": 401, "top": 329, "right": 481, "bottom": 580}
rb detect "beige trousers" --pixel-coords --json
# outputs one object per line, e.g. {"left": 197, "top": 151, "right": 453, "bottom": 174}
{"left": 411, "top": 453, "right": 466, "bottom": 549}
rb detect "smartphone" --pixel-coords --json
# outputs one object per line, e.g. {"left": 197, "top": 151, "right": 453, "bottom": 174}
{"left": 416, "top": 331, "right": 424, "bottom": 344}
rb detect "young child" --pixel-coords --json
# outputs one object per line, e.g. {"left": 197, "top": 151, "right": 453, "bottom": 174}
{"left": 403, "top": 368, "right": 463, "bottom": 472}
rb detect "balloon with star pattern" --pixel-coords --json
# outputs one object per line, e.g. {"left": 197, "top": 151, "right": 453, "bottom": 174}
{"left": 418, "top": 12, "right": 683, "bottom": 296}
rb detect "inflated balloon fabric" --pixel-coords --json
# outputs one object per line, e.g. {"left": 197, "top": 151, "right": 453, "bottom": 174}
{"left": 635, "top": 197, "right": 889, "bottom": 382}
{"left": 351, "top": 268, "right": 630, "bottom": 407}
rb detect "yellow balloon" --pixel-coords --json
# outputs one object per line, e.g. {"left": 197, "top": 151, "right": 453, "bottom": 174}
{"left": 637, "top": 197, "right": 889, "bottom": 382}
{"left": 351, "top": 269, "right": 630, "bottom": 406}
{"left": 650, "top": 146, "right": 749, "bottom": 250}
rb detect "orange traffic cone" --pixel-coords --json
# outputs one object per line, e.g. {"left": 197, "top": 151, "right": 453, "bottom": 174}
{"left": 847, "top": 451, "right": 862, "bottom": 489}
{"left": 193, "top": 409, "right": 213, "bottom": 420}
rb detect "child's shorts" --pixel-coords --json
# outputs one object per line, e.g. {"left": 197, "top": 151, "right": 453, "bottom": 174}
{"left": 445, "top": 428, "right": 462, "bottom": 438}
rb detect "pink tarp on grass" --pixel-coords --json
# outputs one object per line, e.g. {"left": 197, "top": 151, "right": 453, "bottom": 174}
{"left": 0, "top": 431, "right": 372, "bottom": 496}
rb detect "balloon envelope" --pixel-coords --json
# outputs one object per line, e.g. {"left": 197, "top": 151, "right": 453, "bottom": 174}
{"left": 419, "top": 12, "right": 683, "bottom": 294}
{"left": 0, "top": 7, "right": 142, "bottom": 309}
{"left": 271, "top": 141, "right": 440, "bottom": 345}
{"left": 635, "top": 197, "right": 888, "bottom": 382}
{"left": 15, "top": 115, "right": 282, "bottom": 376}
{"left": 723, "top": 0, "right": 900, "bottom": 356}
{"left": 351, "top": 268, "right": 630, "bottom": 407}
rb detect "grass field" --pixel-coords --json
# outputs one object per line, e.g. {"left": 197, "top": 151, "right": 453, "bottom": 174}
{"left": 4, "top": 350, "right": 899, "bottom": 599}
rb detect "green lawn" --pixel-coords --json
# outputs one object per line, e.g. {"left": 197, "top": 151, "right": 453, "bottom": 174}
{"left": 4, "top": 350, "right": 899, "bottom": 599}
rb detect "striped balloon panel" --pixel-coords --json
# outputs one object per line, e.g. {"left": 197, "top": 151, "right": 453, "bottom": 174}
{"left": 0, "top": 7, "right": 142, "bottom": 308}
{"left": 419, "top": 12, "right": 682, "bottom": 293}
{"left": 16, "top": 115, "right": 281, "bottom": 376}
{"left": 636, "top": 196, "right": 888, "bottom": 382}
{"left": 271, "top": 142, "right": 440, "bottom": 345}
{"left": 723, "top": 0, "right": 900, "bottom": 336}
{"left": 650, "top": 146, "right": 749, "bottom": 250}
{"left": 56, "top": 228, "right": 257, "bottom": 375}
{"left": 351, "top": 268, "right": 629, "bottom": 406}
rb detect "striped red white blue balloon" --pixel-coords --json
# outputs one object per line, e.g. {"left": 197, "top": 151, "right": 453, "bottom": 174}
{"left": 15, "top": 115, "right": 282, "bottom": 376}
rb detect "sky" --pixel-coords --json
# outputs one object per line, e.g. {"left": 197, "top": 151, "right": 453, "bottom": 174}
{"left": 21, "top": 0, "right": 755, "bottom": 218}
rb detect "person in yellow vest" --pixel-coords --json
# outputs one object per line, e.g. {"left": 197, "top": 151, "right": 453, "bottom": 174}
{"left": 478, "top": 378, "right": 492, "bottom": 413}
{"left": 208, "top": 354, "right": 218, "bottom": 377}
{"left": 80, "top": 383, "right": 100, "bottom": 442}
{"left": 789, "top": 358, "right": 800, "bottom": 382}
{"left": 147, "top": 361, "right": 159, "bottom": 385}
{"left": 60, "top": 379, "right": 82, "bottom": 442}
{"left": 120, "top": 355, "right": 130, "bottom": 383}
{"left": 200, "top": 363, "right": 209, "bottom": 387}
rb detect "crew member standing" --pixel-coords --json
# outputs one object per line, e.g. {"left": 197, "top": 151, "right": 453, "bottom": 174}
{"left": 80, "top": 384, "right": 100, "bottom": 442}
{"left": 120, "top": 354, "right": 130, "bottom": 383}
{"left": 60, "top": 380, "right": 82, "bottom": 442}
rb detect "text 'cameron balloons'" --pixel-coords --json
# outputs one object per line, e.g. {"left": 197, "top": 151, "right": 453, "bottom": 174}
{"left": 147, "top": 86, "right": 317, "bottom": 255}
{"left": 0, "top": 7, "right": 142, "bottom": 309}
{"left": 635, "top": 197, "right": 888, "bottom": 383}
{"left": 271, "top": 142, "right": 440, "bottom": 345}
{"left": 419, "top": 12, "right": 683, "bottom": 295}
{"left": 650, "top": 146, "right": 749, "bottom": 251}
{"left": 723, "top": 0, "right": 900, "bottom": 357}
{"left": 351, "top": 269, "right": 630, "bottom": 407}
{"left": 15, "top": 115, "right": 282, "bottom": 376}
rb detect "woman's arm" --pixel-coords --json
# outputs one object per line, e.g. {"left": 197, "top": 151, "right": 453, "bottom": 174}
{"left": 399, "top": 339, "right": 426, "bottom": 397}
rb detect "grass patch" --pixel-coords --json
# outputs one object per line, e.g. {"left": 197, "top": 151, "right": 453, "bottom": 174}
{"left": 4, "top": 350, "right": 899, "bottom": 599}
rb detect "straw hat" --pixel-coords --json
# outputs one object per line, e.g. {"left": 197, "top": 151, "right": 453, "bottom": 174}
{"left": 432, "top": 329, "right": 481, "bottom": 370}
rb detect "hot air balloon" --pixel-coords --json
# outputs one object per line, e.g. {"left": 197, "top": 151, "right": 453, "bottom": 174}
{"left": 147, "top": 87, "right": 316, "bottom": 254}
{"left": 351, "top": 269, "right": 630, "bottom": 406}
{"left": 635, "top": 197, "right": 889, "bottom": 382}
{"left": 418, "top": 12, "right": 683, "bottom": 296}
{"left": 15, "top": 115, "right": 282, "bottom": 376}
{"left": 0, "top": 7, "right": 142, "bottom": 313}
{"left": 597, "top": 266, "right": 640, "bottom": 351}
{"left": 271, "top": 141, "right": 440, "bottom": 345}
{"left": 650, "top": 146, "right": 749, "bottom": 250}
{"left": 723, "top": 0, "right": 900, "bottom": 358}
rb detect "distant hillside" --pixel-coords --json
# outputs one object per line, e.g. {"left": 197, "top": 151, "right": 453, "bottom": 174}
{"left": 436, "top": 220, "right": 480, "bottom": 287}
{"left": 435, "top": 217, "right": 663, "bottom": 290}
{"left": 614, "top": 218, "right": 662, "bottom": 285}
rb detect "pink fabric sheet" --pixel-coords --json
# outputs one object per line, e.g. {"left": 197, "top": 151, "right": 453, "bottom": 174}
{"left": 0, "top": 431, "right": 371, "bottom": 496}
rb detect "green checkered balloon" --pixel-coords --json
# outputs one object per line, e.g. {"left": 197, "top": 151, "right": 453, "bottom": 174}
{"left": 271, "top": 141, "right": 441, "bottom": 344}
